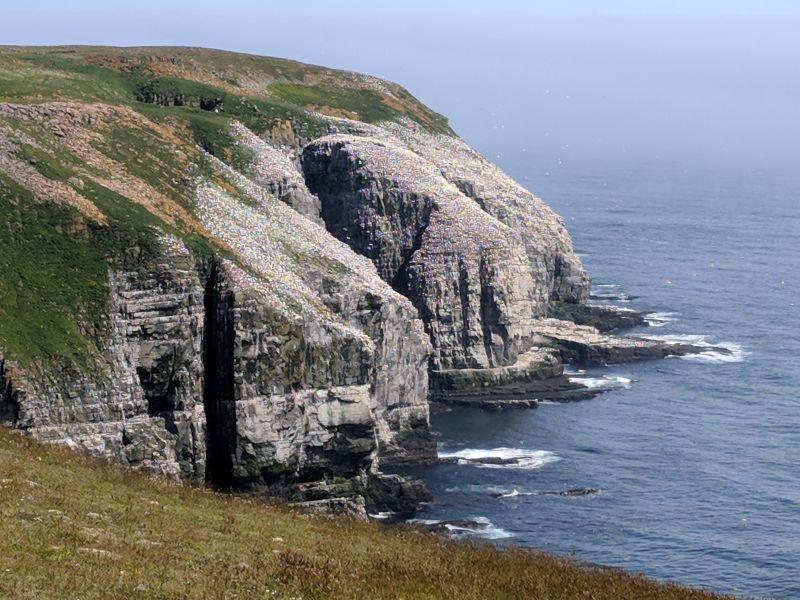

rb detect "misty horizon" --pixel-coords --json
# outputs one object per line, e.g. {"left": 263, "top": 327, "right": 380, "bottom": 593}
{"left": 3, "top": 5, "right": 799, "bottom": 176}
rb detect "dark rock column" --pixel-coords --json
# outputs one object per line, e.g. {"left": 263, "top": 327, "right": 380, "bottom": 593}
{"left": 0, "top": 358, "right": 20, "bottom": 426}
{"left": 203, "top": 262, "right": 237, "bottom": 489}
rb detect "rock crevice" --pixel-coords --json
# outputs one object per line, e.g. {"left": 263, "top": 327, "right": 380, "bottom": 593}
{"left": 202, "top": 261, "right": 237, "bottom": 489}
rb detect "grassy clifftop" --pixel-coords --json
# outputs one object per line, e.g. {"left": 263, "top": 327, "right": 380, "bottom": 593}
{"left": 0, "top": 427, "right": 733, "bottom": 600}
{"left": 0, "top": 49, "right": 736, "bottom": 599}
{"left": 0, "top": 46, "right": 453, "bottom": 135}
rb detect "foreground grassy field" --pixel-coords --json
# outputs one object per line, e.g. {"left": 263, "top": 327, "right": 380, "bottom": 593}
{"left": 0, "top": 428, "right": 734, "bottom": 600}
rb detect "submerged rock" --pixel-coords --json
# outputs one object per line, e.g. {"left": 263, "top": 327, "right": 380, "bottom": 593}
{"left": 490, "top": 487, "right": 601, "bottom": 498}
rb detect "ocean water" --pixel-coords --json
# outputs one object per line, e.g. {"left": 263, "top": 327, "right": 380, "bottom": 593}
{"left": 403, "top": 164, "right": 800, "bottom": 599}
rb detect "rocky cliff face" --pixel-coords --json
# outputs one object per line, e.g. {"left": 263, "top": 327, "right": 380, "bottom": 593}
{"left": 0, "top": 237, "right": 208, "bottom": 479}
{"left": 299, "top": 125, "right": 592, "bottom": 379}
{"left": 0, "top": 47, "right": 598, "bottom": 513}
{"left": 380, "top": 120, "right": 590, "bottom": 305}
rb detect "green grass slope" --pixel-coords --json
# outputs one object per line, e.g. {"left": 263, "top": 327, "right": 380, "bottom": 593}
{"left": 0, "top": 46, "right": 453, "bottom": 135}
{"left": 0, "top": 427, "right": 735, "bottom": 600}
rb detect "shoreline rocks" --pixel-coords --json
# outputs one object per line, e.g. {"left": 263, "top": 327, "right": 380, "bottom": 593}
{"left": 429, "top": 347, "right": 597, "bottom": 407}
{"left": 427, "top": 315, "right": 732, "bottom": 409}
{"left": 533, "top": 319, "right": 732, "bottom": 366}
{"left": 547, "top": 302, "right": 648, "bottom": 333}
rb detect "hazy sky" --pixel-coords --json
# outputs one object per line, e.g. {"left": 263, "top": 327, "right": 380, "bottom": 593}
{"left": 2, "top": 1, "right": 799, "bottom": 174}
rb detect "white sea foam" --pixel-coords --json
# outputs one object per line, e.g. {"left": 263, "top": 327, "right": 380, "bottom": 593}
{"left": 444, "top": 484, "right": 511, "bottom": 494}
{"left": 498, "top": 489, "right": 528, "bottom": 498}
{"left": 642, "top": 334, "right": 747, "bottom": 364}
{"left": 446, "top": 517, "right": 514, "bottom": 540}
{"left": 569, "top": 374, "right": 632, "bottom": 390}
{"left": 406, "top": 518, "right": 441, "bottom": 526}
{"left": 407, "top": 516, "right": 514, "bottom": 539}
{"left": 596, "top": 294, "right": 632, "bottom": 303}
{"left": 368, "top": 512, "right": 395, "bottom": 520}
{"left": 682, "top": 342, "right": 747, "bottom": 364}
{"left": 494, "top": 488, "right": 602, "bottom": 501}
{"left": 564, "top": 367, "right": 587, "bottom": 375}
{"left": 438, "top": 447, "right": 560, "bottom": 470}
{"left": 644, "top": 312, "right": 678, "bottom": 327}
{"left": 641, "top": 333, "right": 708, "bottom": 344}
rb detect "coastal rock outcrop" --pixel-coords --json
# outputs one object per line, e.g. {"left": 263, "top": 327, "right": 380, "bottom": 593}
{"left": 301, "top": 135, "right": 542, "bottom": 372}
{"left": 1, "top": 112, "right": 435, "bottom": 511}
{"left": 195, "top": 158, "right": 434, "bottom": 484}
{"left": 308, "top": 115, "right": 591, "bottom": 306}
{"left": 531, "top": 319, "right": 731, "bottom": 365}
{"left": 379, "top": 120, "right": 590, "bottom": 306}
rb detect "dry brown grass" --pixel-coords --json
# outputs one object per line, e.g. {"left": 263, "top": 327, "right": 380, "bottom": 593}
{"left": 0, "top": 428, "right": 738, "bottom": 600}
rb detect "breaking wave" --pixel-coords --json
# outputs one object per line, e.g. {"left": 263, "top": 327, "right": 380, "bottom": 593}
{"left": 494, "top": 487, "right": 601, "bottom": 499}
{"left": 446, "top": 516, "right": 514, "bottom": 539}
{"left": 407, "top": 516, "right": 514, "bottom": 540}
{"left": 567, "top": 372, "right": 632, "bottom": 391}
{"left": 444, "top": 484, "right": 512, "bottom": 494}
{"left": 642, "top": 334, "right": 747, "bottom": 363}
{"left": 644, "top": 312, "right": 678, "bottom": 327}
{"left": 438, "top": 447, "right": 560, "bottom": 470}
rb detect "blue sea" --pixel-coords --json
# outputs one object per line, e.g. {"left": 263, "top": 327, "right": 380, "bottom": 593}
{"left": 404, "top": 164, "right": 800, "bottom": 599}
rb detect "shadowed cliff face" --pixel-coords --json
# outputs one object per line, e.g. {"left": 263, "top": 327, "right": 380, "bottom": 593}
{"left": 203, "top": 261, "right": 236, "bottom": 489}
{"left": 0, "top": 359, "right": 21, "bottom": 425}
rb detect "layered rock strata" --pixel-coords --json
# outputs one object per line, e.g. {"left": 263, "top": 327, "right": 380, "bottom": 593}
{"left": 302, "top": 135, "right": 542, "bottom": 373}
{"left": 1, "top": 238, "right": 208, "bottom": 479}
{"left": 297, "top": 122, "right": 722, "bottom": 409}
{"left": 1, "top": 138, "right": 436, "bottom": 510}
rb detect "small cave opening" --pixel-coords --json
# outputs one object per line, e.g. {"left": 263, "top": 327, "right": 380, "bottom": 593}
{"left": 0, "top": 360, "right": 20, "bottom": 425}
{"left": 203, "top": 263, "right": 237, "bottom": 490}
{"left": 135, "top": 365, "right": 175, "bottom": 418}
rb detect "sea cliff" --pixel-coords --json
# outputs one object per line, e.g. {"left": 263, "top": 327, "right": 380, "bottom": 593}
{"left": 0, "top": 46, "right": 722, "bottom": 513}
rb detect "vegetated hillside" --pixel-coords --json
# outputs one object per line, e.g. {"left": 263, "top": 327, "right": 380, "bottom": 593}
{"left": 0, "top": 427, "right": 735, "bottom": 600}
